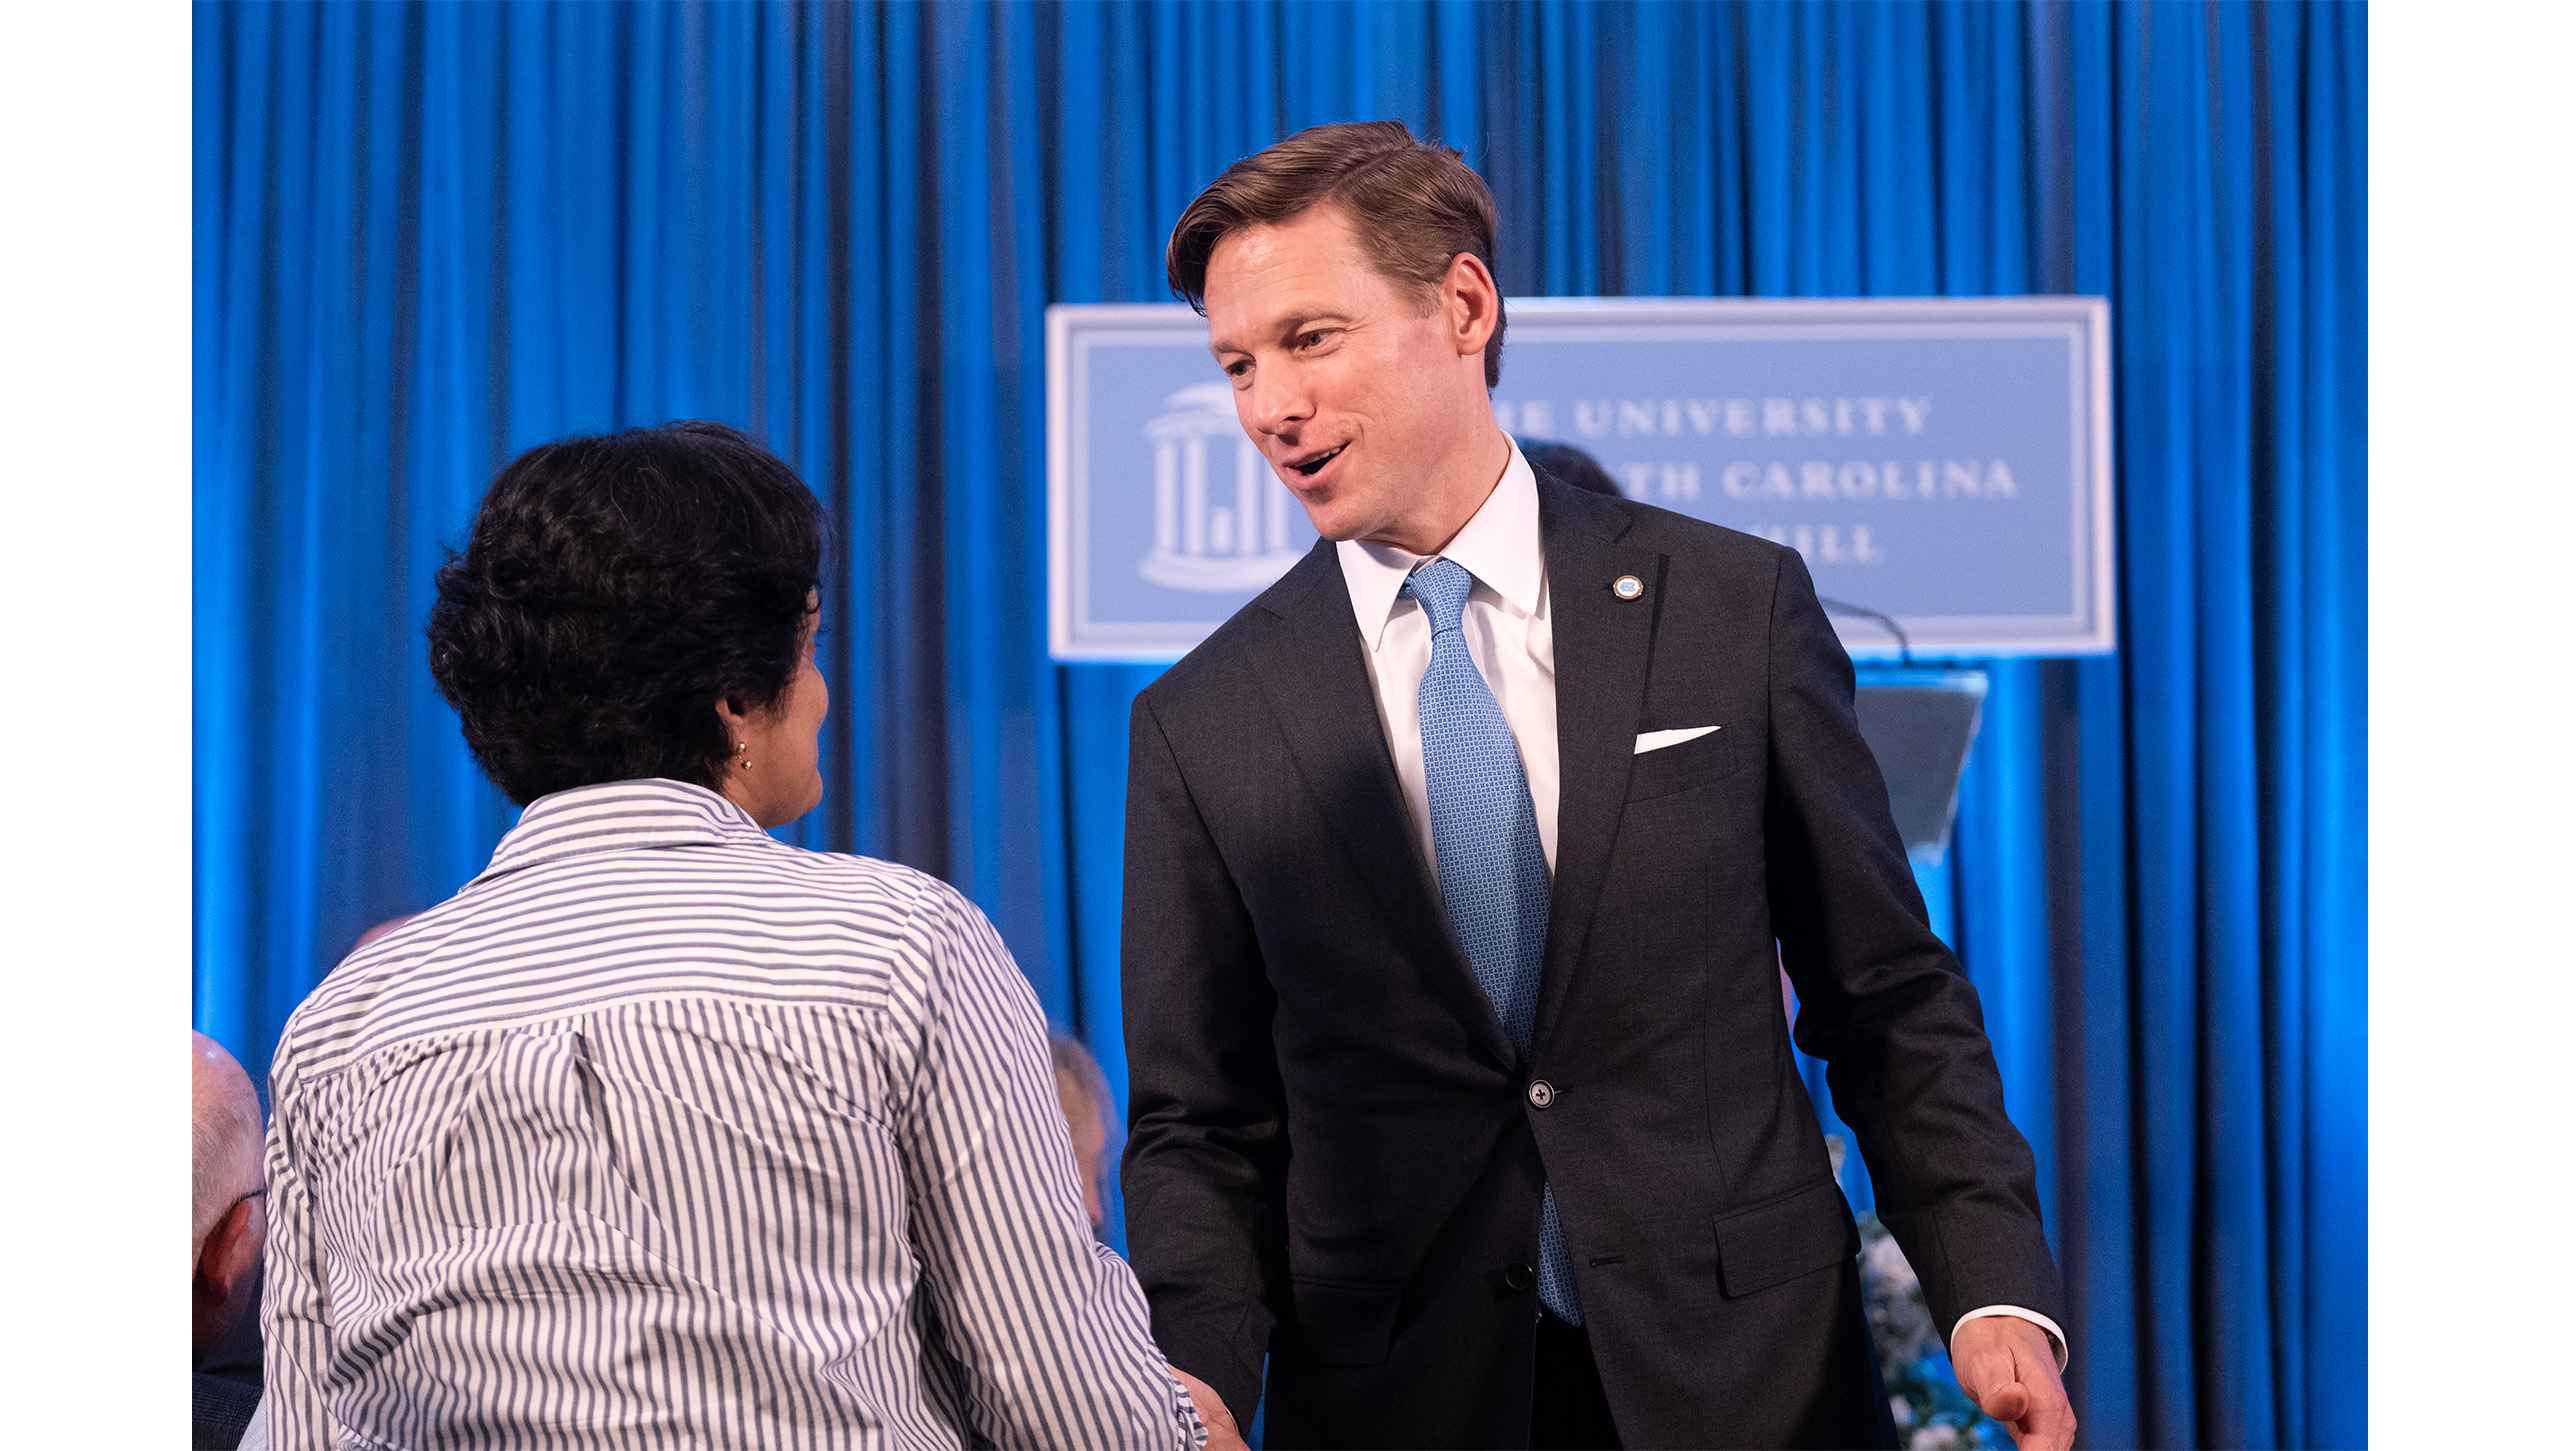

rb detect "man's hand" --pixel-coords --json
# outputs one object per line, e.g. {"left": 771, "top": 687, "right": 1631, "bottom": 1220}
{"left": 1949, "top": 1315, "right": 2076, "bottom": 1450}
{"left": 1170, "top": 1367, "right": 1246, "bottom": 1451}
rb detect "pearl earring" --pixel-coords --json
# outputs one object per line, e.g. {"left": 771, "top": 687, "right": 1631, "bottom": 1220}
{"left": 736, "top": 739, "right": 752, "bottom": 770}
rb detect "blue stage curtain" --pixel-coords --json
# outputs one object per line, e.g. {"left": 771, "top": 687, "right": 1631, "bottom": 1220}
{"left": 195, "top": 4, "right": 2363, "bottom": 1445}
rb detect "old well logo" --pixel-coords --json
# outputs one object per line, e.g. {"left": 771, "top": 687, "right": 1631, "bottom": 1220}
{"left": 1138, "top": 382, "right": 1303, "bottom": 592}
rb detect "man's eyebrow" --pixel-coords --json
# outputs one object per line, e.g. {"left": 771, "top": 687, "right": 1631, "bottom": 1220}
{"left": 1275, "top": 310, "right": 1352, "bottom": 335}
{"left": 1209, "top": 311, "right": 1354, "bottom": 354}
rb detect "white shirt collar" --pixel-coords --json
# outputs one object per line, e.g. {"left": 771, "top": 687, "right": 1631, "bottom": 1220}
{"left": 1339, "top": 436, "right": 1544, "bottom": 653}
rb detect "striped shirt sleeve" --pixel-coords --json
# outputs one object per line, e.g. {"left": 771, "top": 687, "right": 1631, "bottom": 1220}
{"left": 259, "top": 1081, "right": 332, "bottom": 1448}
{"left": 896, "top": 885, "right": 1206, "bottom": 1450}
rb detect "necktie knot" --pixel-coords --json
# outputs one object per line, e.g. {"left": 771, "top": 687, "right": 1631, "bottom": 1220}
{"left": 1402, "top": 558, "right": 1474, "bottom": 636}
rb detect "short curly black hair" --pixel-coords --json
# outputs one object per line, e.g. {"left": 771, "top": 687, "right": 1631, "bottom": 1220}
{"left": 427, "top": 421, "right": 824, "bottom": 806}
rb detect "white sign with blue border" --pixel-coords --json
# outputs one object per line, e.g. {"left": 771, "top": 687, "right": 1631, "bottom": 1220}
{"left": 1047, "top": 296, "right": 2112, "bottom": 661}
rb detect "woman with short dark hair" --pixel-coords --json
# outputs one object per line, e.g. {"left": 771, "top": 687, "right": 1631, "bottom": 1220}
{"left": 426, "top": 419, "right": 829, "bottom": 818}
{"left": 259, "top": 423, "right": 1207, "bottom": 1450}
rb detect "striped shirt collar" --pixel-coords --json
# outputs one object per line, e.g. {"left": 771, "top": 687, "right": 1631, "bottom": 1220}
{"left": 476, "top": 778, "right": 773, "bottom": 883}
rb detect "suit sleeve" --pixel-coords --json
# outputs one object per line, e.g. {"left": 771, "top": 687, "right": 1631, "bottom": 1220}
{"left": 1759, "top": 547, "right": 2068, "bottom": 1345}
{"left": 1118, "top": 691, "right": 1290, "bottom": 1424}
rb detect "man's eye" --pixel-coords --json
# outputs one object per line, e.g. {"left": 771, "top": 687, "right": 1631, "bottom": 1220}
{"left": 1298, "top": 330, "right": 1331, "bottom": 349}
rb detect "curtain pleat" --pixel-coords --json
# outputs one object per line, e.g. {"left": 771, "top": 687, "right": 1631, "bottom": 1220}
{"left": 194, "top": 4, "right": 2364, "bottom": 1444}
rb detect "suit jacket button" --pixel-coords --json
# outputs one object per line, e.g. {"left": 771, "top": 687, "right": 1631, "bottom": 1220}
{"left": 1504, "top": 1261, "right": 1538, "bottom": 1291}
{"left": 1527, "top": 1079, "right": 1555, "bottom": 1110}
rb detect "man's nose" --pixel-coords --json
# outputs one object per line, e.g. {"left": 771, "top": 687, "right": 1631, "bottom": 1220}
{"left": 1242, "top": 359, "right": 1313, "bottom": 437}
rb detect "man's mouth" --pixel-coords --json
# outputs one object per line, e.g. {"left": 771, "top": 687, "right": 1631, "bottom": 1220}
{"left": 1289, "top": 445, "right": 1345, "bottom": 480}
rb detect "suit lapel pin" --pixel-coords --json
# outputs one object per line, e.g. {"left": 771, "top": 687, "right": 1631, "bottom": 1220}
{"left": 1611, "top": 574, "right": 1644, "bottom": 601}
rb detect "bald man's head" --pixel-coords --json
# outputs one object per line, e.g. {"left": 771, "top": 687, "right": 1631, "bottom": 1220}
{"left": 193, "top": 1033, "right": 269, "bottom": 1360}
{"left": 1048, "top": 1033, "right": 1114, "bottom": 1235}
{"left": 191, "top": 1033, "right": 263, "bottom": 1257}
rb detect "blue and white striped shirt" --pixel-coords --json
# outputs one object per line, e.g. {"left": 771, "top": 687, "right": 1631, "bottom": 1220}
{"left": 261, "top": 779, "right": 1204, "bottom": 1450}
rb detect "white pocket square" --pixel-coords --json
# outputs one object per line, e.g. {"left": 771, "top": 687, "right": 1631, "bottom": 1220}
{"left": 1633, "top": 726, "right": 1719, "bottom": 754}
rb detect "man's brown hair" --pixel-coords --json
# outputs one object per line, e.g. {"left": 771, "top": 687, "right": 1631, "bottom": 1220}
{"left": 1166, "top": 119, "right": 1508, "bottom": 388}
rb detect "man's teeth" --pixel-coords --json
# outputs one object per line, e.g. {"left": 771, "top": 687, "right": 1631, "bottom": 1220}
{"left": 1295, "top": 448, "right": 1341, "bottom": 477}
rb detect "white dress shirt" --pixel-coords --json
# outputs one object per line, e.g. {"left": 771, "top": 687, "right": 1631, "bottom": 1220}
{"left": 1335, "top": 435, "right": 2068, "bottom": 1369}
{"left": 1339, "top": 438, "right": 1557, "bottom": 878}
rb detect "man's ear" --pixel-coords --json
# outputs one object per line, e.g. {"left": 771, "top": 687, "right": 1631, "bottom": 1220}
{"left": 1441, "top": 251, "right": 1501, "bottom": 356}
{"left": 199, "top": 1197, "right": 265, "bottom": 1302}
{"left": 194, "top": 1196, "right": 266, "bottom": 1356}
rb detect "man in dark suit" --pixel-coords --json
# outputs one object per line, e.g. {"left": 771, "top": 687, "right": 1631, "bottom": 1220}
{"left": 1119, "top": 120, "right": 2077, "bottom": 1450}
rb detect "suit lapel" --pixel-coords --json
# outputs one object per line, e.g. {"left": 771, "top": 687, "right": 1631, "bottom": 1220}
{"left": 1532, "top": 482, "right": 1662, "bottom": 1054}
{"left": 1246, "top": 543, "right": 1523, "bottom": 1074}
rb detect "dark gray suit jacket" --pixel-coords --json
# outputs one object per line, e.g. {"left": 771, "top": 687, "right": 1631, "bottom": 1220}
{"left": 1120, "top": 476, "right": 2064, "bottom": 1448}
{"left": 193, "top": 1370, "right": 260, "bottom": 1450}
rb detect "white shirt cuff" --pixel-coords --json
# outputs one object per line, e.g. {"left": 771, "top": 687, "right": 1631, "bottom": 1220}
{"left": 1948, "top": 1305, "right": 2069, "bottom": 1372}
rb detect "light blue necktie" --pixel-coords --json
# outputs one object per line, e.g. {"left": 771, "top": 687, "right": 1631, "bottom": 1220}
{"left": 1402, "top": 558, "right": 1583, "bottom": 1325}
